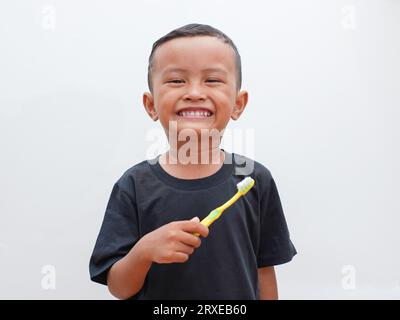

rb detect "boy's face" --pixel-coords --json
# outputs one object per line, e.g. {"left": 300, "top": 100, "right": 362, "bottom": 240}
{"left": 143, "top": 36, "right": 248, "bottom": 138}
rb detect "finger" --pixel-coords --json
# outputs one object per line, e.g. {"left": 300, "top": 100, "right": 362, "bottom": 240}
{"left": 174, "top": 242, "right": 195, "bottom": 255}
{"left": 172, "top": 252, "right": 189, "bottom": 263}
{"left": 179, "top": 220, "right": 209, "bottom": 237}
{"left": 190, "top": 216, "right": 200, "bottom": 222}
{"left": 178, "top": 230, "right": 202, "bottom": 248}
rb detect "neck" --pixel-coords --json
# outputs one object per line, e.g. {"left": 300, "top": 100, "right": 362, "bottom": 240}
{"left": 158, "top": 145, "right": 225, "bottom": 180}
{"left": 162, "top": 145, "right": 224, "bottom": 166}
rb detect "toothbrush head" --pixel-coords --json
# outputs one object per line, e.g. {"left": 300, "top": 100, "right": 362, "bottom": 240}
{"left": 237, "top": 177, "right": 255, "bottom": 195}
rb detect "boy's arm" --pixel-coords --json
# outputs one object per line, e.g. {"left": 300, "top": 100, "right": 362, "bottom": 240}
{"left": 258, "top": 266, "right": 278, "bottom": 300}
{"left": 107, "top": 218, "right": 209, "bottom": 300}
{"left": 107, "top": 239, "right": 152, "bottom": 300}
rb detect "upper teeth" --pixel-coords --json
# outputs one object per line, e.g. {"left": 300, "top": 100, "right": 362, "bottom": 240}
{"left": 178, "top": 110, "right": 212, "bottom": 117}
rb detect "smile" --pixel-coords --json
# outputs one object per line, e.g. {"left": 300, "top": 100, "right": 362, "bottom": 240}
{"left": 176, "top": 109, "right": 213, "bottom": 119}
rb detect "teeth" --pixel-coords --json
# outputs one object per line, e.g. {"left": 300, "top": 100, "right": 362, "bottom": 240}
{"left": 178, "top": 110, "right": 212, "bottom": 117}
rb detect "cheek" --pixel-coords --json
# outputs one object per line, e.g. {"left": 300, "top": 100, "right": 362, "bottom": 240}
{"left": 154, "top": 89, "right": 180, "bottom": 112}
{"left": 210, "top": 90, "right": 235, "bottom": 113}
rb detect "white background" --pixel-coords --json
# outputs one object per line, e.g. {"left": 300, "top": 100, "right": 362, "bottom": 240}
{"left": 0, "top": 0, "right": 399, "bottom": 299}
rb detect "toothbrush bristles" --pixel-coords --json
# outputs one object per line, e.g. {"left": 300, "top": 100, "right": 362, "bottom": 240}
{"left": 237, "top": 177, "right": 255, "bottom": 194}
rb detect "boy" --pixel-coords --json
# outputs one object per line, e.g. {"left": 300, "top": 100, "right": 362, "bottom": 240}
{"left": 89, "top": 24, "right": 296, "bottom": 300}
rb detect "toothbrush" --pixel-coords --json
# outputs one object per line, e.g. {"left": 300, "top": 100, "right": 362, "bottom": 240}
{"left": 194, "top": 177, "right": 255, "bottom": 237}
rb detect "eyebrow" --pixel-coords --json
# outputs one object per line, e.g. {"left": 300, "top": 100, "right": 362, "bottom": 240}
{"left": 161, "top": 67, "right": 228, "bottom": 76}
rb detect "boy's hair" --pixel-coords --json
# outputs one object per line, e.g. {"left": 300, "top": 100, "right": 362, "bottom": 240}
{"left": 147, "top": 23, "right": 242, "bottom": 93}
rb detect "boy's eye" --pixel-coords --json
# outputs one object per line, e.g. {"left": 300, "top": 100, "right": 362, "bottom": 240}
{"left": 166, "top": 79, "right": 222, "bottom": 84}
{"left": 168, "top": 79, "right": 184, "bottom": 84}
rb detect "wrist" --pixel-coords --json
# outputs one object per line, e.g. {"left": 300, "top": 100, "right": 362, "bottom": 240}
{"left": 134, "top": 236, "right": 153, "bottom": 265}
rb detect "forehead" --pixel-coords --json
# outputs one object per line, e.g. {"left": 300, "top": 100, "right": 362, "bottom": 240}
{"left": 152, "top": 36, "right": 236, "bottom": 76}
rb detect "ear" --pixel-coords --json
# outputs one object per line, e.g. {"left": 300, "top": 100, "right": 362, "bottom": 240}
{"left": 231, "top": 90, "right": 249, "bottom": 120}
{"left": 143, "top": 92, "right": 158, "bottom": 121}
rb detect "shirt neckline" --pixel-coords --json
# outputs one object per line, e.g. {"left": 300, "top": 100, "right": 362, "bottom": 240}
{"left": 147, "top": 149, "right": 235, "bottom": 191}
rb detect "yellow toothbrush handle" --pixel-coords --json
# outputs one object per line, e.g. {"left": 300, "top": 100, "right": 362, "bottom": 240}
{"left": 201, "top": 209, "right": 223, "bottom": 227}
{"left": 220, "top": 192, "right": 241, "bottom": 210}
{"left": 193, "top": 191, "right": 242, "bottom": 237}
{"left": 193, "top": 209, "right": 222, "bottom": 236}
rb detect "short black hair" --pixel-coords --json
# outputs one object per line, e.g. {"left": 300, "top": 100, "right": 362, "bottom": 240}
{"left": 147, "top": 23, "right": 242, "bottom": 92}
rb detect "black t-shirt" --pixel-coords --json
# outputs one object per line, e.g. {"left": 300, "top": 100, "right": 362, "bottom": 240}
{"left": 89, "top": 151, "right": 297, "bottom": 299}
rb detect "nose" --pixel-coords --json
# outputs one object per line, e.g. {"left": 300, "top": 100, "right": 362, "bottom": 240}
{"left": 182, "top": 82, "right": 206, "bottom": 102}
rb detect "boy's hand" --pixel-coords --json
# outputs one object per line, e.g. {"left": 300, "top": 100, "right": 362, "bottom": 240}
{"left": 139, "top": 217, "right": 209, "bottom": 264}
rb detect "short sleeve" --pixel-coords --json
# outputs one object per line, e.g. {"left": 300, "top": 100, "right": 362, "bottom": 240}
{"left": 89, "top": 179, "right": 140, "bottom": 286}
{"left": 257, "top": 176, "right": 297, "bottom": 267}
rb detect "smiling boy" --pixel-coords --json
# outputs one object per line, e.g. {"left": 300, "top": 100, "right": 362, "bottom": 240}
{"left": 89, "top": 24, "right": 297, "bottom": 300}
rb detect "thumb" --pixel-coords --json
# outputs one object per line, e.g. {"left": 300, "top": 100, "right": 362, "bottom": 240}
{"left": 190, "top": 216, "right": 200, "bottom": 222}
